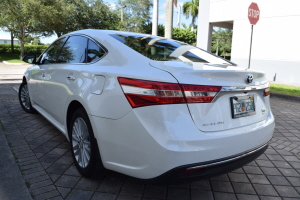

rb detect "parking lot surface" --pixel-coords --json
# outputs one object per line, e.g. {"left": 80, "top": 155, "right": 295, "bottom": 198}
{"left": 0, "top": 78, "right": 299, "bottom": 199}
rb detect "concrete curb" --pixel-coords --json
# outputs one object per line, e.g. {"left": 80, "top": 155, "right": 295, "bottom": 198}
{"left": 271, "top": 92, "right": 300, "bottom": 101}
{"left": 2, "top": 61, "right": 30, "bottom": 66}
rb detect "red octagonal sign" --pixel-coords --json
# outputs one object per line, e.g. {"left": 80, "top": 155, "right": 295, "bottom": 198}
{"left": 248, "top": 2, "right": 260, "bottom": 25}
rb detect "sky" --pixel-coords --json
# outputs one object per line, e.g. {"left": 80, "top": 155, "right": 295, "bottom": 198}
{"left": 0, "top": 0, "right": 193, "bottom": 44}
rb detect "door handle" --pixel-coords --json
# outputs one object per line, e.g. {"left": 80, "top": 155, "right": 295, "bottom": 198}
{"left": 67, "top": 75, "right": 76, "bottom": 81}
{"left": 42, "top": 73, "right": 46, "bottom": 78}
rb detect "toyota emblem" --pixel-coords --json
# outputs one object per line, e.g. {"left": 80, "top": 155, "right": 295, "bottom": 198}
{"left": 246, "top": 75, "right": 253, "bottom": 84}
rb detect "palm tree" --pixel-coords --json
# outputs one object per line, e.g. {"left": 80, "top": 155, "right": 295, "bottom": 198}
{"left": 165, "top": 0, "right": 177, "bottom": 38}
{"left": 182, "top": 0, "right": 199, "bottom": 31}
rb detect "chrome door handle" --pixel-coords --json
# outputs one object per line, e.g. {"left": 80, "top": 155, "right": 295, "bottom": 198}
{"left": 67, "top": 75, "right": 76, "bottom": 81}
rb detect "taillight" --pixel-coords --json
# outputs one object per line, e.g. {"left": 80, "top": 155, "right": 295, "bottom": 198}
{"left": 118, "top": 77, "right": 185, "bottom": 108}
{"left": 118, "top": 77, "right": 221, "bottom": 108}
{"left": 264, "top": 83, "right": 270, "bottom": 96}
{"left": 182, "top": 84, "right": 221, "bottom": 103}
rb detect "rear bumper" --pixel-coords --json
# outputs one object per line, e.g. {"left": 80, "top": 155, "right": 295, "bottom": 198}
{"left": 89, "top": 104, "right": 274, "bottom": 179}
{"left": 146, "top": 142, "right": 269, "bottom": 183}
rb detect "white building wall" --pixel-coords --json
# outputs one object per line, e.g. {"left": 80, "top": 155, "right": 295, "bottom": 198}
{"left": 203, "top": 0, "right": 300, "bottom": 83}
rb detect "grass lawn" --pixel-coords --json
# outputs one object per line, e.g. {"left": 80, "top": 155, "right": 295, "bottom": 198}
{"left": 0, "top": 54, "right": 25, "bottom": 63}
{"left": 270, "top": 84, "right": 300, "bottom": 97}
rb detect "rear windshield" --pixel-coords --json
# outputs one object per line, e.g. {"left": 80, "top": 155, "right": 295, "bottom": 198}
{"left": 109, "top": 33, "right": 235, "bottom": 65}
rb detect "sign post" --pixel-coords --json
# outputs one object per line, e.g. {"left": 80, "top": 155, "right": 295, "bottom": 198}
{"left": 248, "top": 2, "right": 260, "bottom": 69}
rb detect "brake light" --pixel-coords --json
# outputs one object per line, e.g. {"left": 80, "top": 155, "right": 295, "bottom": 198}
{"left": 118, "top": 77, "right": 185, "bottom": 108}
{"left": 118, "top": 77, "right": 221, "bottom": 108}
{"left": 264, "top": 83, "right": 270, "bottom": 96}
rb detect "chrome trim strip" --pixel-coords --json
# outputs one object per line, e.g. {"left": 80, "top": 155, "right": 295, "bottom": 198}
{"left": 185, "top": 142, "right": 269, "bottom": 171}
{"left": 212, "top": 85, "right": 266, "bottom": 102}
{"left": 220, "top": 85, "right": 266, "bottom": 91}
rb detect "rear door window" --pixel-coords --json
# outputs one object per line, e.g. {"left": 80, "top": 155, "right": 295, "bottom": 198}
{"left": 87, "top": 39, "right": 106, "bottom": 63}
{"left": 57, "top": 36, "right": 88, "bottom": 63}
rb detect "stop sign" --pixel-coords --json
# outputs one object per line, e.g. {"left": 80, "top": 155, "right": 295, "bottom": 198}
{"left": 248, "top": 2, "right": 260, "bottom": 25}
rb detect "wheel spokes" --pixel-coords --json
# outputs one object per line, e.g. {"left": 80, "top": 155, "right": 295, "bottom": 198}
{"left": 71, "top": 117, "right": 91, "bottom": 168}
{"left": 20, "top": 84, "right": 31, "bottom": 110}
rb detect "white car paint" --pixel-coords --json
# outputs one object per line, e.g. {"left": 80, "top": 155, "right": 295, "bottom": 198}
{"left": 23, "top": 29, "right": 275, "bottom": 179}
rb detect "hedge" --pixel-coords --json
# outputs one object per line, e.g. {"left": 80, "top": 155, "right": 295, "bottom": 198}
{"left": 172, "top": 28, "right": 197, "bottom": 45}
{"left": 0, "top": 44, "right": 48, "bottom": 54}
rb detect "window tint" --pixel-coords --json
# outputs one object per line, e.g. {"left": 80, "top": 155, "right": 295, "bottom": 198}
{"left": 40, "top": 37, "right": 67, "bottom": 64}
{"left": 182, "top": 52, "right": 208, "bottom": 63}
{"left": 57, "top": 36, "right": 88, "bottom": 63}
{"left": 87, "top": 39, "right": 106, "bottom": 63}
{"left": 109, "top": 33, "right": 236, "bottom": 65}
{"left": 110, "top": 34, "right": 185, "bottom": 61}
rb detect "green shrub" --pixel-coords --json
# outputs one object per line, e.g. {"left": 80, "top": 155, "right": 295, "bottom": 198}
{"left": 172, "top": 28, "right": 196, "bottom": 45}
{"left": 0, "top": 44, "right": 48, "bottom": 54}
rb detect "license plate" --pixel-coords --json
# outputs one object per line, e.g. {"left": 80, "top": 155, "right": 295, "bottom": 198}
{"left": 230, "top": 95, "right": 256, "bottom": 119}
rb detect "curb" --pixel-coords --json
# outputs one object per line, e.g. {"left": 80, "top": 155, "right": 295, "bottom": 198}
{"left": 2, "top": 61, "right": 30, "bottom": 65}
{"left": 271, "top": 92, "right": 300, "bottom": 101}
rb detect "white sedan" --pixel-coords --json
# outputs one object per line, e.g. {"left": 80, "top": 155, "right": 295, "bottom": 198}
{"left": 19, "top": 29, "right": 275, "bottom": 182}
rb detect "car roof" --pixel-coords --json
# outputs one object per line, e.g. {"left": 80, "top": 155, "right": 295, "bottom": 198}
{"left": 67, "top": 29, "right": 160, "bottom": 39}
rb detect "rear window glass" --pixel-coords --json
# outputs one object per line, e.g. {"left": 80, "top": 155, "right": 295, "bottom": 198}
{"left": 109, "top": 33, "right": 235, "bottom": 65}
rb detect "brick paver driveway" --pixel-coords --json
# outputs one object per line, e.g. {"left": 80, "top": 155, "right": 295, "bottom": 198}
{"left": 0, "top": 83, "right": 299, "bottom": 200}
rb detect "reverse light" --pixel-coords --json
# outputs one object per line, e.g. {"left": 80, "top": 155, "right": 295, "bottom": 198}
{"left": 182, "top": 84, "right": 222, "bottom": 103}
{"left": 118, "top": 77, "right": 221, "bottom": 108}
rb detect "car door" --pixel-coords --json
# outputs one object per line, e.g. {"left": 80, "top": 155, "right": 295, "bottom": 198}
{"left": 42, "top": 35, "right": 89, "bottom": 126}
{"left": 29, "top": 37, "right": 68, "bottom": 110}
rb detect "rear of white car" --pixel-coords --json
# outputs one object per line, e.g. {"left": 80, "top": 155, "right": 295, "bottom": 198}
{"left": 89, "top": 31, "right": 275, "bottom": 181}
{"left": 20, "top": 30, "right": 275, "bottom": 182}
{"left": 91, "top": 70, "right": 274, "bottom": 181}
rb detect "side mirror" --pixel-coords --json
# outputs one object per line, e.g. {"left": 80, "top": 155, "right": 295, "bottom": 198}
{"left": 23, "top": 55, "right": 37, "bottom": 64}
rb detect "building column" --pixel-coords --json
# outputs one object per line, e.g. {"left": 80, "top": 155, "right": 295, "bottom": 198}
{"left": 152, "top": 0, "right": 158, "bottom": 35}
{"left": 165, "top": 0, "right": 173, "bottom": 39}
{"left": 196, "top": 0, "right": 210, "bottom": 50}
{"left": 207, "top": 24, "right": 213, "bottom": 52}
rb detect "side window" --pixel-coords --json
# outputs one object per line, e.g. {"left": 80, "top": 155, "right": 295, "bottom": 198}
{"left": 57, "top": 36, "right": 88, "bottom": 63}
{"left": 87, "top": 39, "right": 106, "bottom": 63}
{"left": 40, "top": 37, "right": 67, "bottom": 64}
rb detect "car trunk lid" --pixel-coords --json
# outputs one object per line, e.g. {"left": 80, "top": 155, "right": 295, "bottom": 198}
{"left": 149, "top": 60, "right": 270, "bottom": 132}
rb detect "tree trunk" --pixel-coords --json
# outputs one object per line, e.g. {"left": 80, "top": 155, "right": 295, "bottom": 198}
{"left": 216, "top": 39, "right": 219, "bottom": 55}
{"left": 191, "top": 16, "right": 195, "bottom": 31}
{"left": 152, "top": 0, "right": 158, "bottom": 36}
{"left": 10, "top": 32, "right": 14, "bottom": 54}
{"left": 19, "top": 29, "right": 25, "bottom": 60}
{"left": 165, "top": 0, "right": 173, "bottom": 39}
{"left": 20, "top": 41, "right": 25, "bottom": 60}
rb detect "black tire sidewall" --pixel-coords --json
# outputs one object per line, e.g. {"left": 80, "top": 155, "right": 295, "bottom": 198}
{"left": 69, "top": 107, "right": 103, "bottom": 177}
{"left": 18, "top": 82, "right": 35, "bottom": 113}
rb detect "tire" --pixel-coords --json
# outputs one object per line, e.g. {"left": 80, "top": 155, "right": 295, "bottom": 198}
{"left": 69, "top": 107, "right": 106, "bottom": 178}
{"left": 18, "top": 81, "right": 36, "bottom": 113}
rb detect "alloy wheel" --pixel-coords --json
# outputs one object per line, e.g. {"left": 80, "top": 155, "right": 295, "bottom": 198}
{"left": 20, "top": 85, "right": 31, "bottom": 110}
{"left": 72, "top": 117, "right": 91, "bottom": 168}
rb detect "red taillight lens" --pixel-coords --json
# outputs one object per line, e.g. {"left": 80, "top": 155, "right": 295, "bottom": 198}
{"left": 264, "top": 83, "right": 270, "bottom": 96}
{"left": 118, "top": 77, "right": 221, "bottom": 108}
{"left": 118, "top": 77, "right": 185, "bottom": 108}
{"left": 182, "top": 84, "right": 222, "bottom": 103}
